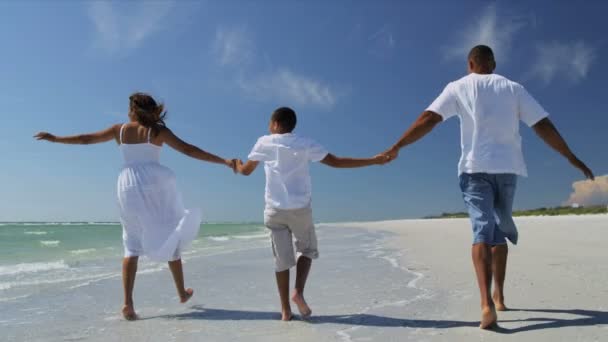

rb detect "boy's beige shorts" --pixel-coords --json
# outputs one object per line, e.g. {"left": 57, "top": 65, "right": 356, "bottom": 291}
{"left": 264, "top": 206, "right": 319, "bottom": 272}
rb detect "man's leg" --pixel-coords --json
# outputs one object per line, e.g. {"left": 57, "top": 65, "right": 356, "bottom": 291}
{"left": 460, "top": 173, "right": 498, "bottom": 329}
{"left": 122, "top": 256, "right": 139, "bottom": 321}
{"left": 491, "top": 244, "right": 508, "bottom": 311}
{"left": 472, "top": 243, "right": 497, "bottom": 328}
{"left": 168, "top": 259, "right": 194, "bottom": 303}
{"left": 492, "top": 174, "right": 517, "bottom": 311}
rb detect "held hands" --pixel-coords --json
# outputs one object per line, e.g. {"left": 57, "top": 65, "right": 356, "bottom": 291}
{"left": 372, "top": 154, "right": 392, "bottom": 165}
{"left": 34, "top": 132, "right": 56, "bottom": 142}
{"left": 378, "top": 145, "right": 400, "bottom": 163}
{"left": 225, "top": 159, "right": 239, "bottom": 174}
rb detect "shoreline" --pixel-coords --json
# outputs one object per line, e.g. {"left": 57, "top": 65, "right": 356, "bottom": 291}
{"left": 335, "top": 214, "right": 608, "bottom": 341}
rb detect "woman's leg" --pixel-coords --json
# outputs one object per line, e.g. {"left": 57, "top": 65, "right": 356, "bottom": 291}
{"left": 122, "top": 256, "right": 139, "bottom": 320}
{"left": 168, "top": 259, "right": 194, "bottom": 303}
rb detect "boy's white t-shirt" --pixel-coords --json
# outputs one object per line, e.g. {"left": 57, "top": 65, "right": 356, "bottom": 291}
{"left": 248, "top": 133, "right": 328, "bottom": 210}
{"left": 427, "top": 73, "right": 549, "bottom": 176}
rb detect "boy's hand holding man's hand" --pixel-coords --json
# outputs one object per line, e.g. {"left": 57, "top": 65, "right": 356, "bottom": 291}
{"left": 225, "top": 159, "right": 239, "bottom": 173}
{"left": 373, "top": 154, "right": 392, "bottom": 165}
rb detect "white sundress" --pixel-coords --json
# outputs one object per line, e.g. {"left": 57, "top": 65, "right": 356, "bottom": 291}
{"left": 117, "top": 124, "right": 202, "bottom": 262}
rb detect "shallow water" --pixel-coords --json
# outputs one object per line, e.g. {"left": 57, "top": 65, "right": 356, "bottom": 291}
{"left": 1, "top": 224, "right": 422, "bottom": 341}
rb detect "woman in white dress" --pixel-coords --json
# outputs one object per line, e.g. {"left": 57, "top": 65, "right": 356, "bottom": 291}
{"left": 35, "top": 93, "right": 236, "bottom": 320}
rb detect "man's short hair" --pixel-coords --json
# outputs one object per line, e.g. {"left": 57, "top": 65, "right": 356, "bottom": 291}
{"left": 271, "top": 107, "right": 297, "bottom": 133}
{"left": 468, "top": 45, "right": 495, "bottom": 66}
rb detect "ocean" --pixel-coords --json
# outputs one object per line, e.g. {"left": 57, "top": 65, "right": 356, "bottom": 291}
{"left": 0, "top": 222, "right": 267, "bottom": 302}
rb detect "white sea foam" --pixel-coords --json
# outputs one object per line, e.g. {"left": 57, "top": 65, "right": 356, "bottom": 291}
{"left": 69, "top": 249, "right": 97, "bottom": 255}
{"left": 24, "top": 231, "right": 48, "bottom": 235}
{"left": 233, "top": 233, "right": 268, "bottom": 240}
{"left": 208, "top": 236, "right": 230, "bottom": 242}
{"left": 0, "top": 272, "right": 118, "bottom": 291}
{"left": 0, "top": 261, "right": 69, "bottom": 277}
{"left": 40, "top": 240, "right": 60, "bottom": 247}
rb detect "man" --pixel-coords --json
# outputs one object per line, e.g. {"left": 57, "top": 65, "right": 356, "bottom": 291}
{"left": 382, "top": 45, "right": 594, "bottom": 329}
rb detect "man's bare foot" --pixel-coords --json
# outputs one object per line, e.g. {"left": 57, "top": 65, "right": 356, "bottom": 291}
{"left": 281, "top": 310, "right": 293, "bottom": 321}
{"left": 122, "top": 305, "right": 137, "bottom": 321}
{"left": 479, "top": 306, "right": 497, "bottom": 329}
{"left": 493, "top": 293, "right": 507, "bottom": 311}
{"left": 291, "top": 292, "right": 312, "bottom": 319}
{"left": 180, "top": 288, "right": 194, "bottom": 303}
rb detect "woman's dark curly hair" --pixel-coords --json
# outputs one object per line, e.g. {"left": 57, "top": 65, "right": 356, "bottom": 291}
{"left": 129, "top": 92, "right": 167, "bottom": 136}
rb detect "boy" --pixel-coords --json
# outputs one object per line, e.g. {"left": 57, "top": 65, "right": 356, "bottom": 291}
{"left": 236, "top": 107, "right": 389, "bottom": 321}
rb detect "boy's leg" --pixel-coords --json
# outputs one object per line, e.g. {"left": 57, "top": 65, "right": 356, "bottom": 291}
{"left": 168, "top": 258, "right": 194, "bottom": 303}
{"left": 290, "top": 208, "right": 318, "bottom": 318}
{"left": 293, "top": 256, "right": 312, "bottom": 317}
{"left": 460, "top": 173, "right": 498, "bottom": 329}
{"left": 275, "top": 270, "right": 292, "bottom": 321}
{"left": 122, "top": 256, "right": 139, "bottom": 321}
{"left": 266, "top": 208, "right": 297, "bottom": 321}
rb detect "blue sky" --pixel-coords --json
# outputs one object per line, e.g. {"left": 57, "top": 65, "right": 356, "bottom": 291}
{"left": 1, "top": 1, "right": 606, "bottom": 222}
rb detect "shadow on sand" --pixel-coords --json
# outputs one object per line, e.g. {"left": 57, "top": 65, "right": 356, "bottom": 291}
{"left": 160, "top": 305, "right": 608, "bottom": 333}
{"left": 493, "top": 308, "right": 608, "bottom": 334}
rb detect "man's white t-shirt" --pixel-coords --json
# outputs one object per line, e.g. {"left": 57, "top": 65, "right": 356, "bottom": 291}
{"left": 248, "top": 133, "right": 328, "bottom": 210}
{"left": 427, "top": 73, "right": 549, "bottom": 176}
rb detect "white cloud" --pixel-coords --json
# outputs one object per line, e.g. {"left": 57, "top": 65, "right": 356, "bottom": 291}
{"left": 88, "top": 1, "right": 175, "bottom": 55}
{"left": 369, "top": 25, "right": 396, "bottom": 60}
{"left": 213, "top": 26, "right": 340, "bottom": 109}
{"left": 237, "top": 69, "right": 337, "bottom": 109}
{"left": 528, "top": 41, "right": 596, "bottom": 84}
{"left": 564, "top": 175, "right": 608, "bottom": 207}
{"left": 444, "top": 3, "right": 525, "bottom": 62}
{"left": 213, "top": 27, "right": 255, "bottom": 67}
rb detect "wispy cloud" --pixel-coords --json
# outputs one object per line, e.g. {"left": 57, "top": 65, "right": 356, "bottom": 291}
{"left": 237, "top": 69, "right": 337, "bottom": 109}
{"left": 213, "top": 27, "right": 340, "bottom": 109}
{"left": 528, "top": 41, "right": 596, "bottom": 84}
{"left": 369, "top": 25, "right": 396, "bottom": 60}
{"left": 88, "top": 1, "right": 175, "bottom": 55}
{"left": 444, "top": 3, "right": 526, "bottom": 62}
{"left": 564, "top": 175, "right": 608, "bottom": 207}
{"left": 213, "top": 27, "right": 255, "bottom": 67}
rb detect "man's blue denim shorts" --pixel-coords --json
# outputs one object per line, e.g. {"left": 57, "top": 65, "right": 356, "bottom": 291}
{"left": 459, "top": 173, "right": 518, "bottom": 245}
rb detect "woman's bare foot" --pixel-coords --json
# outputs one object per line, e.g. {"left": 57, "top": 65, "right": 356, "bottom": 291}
{"left": 479, "top": 306, "right": 497, "bottom": 329}
{"left": 291, "top": 292, "right": 312, "bottom": 319}
{"left": 180, "top": 288, "right": 194, "bottom": 303}
{"left": 122, "top": 304, "right": 137, "bottom": 321}
{"left": 281, "top": 310, "right": 293, "bottom": 321}
{"left": 492, "top": 293, "right": 507, "bottom": 311}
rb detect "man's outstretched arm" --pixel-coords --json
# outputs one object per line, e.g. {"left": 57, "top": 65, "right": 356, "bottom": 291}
{"left": 382, "top": 110, "right": 443, "bottom": 160}
{"left": 532, "top": 118, "right": 594, "bottom": 179}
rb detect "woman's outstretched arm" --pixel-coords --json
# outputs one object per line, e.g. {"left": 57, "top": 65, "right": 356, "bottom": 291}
{"left": 160, "top": 127, "right": 235, "bottom": 170}
{"left": 34, "top": 124, "right": 120, "bottom": 145}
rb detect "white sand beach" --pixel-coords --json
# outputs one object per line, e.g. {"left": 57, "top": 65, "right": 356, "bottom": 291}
{"left": 2, "top": 215, "right": 606, "bottom": 341}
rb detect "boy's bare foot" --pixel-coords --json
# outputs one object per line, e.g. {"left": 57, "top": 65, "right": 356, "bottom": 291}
{"left": 291, "top": 292, "right": 312, "bottom": 319}
{"left": 492, "top": 293, "right": 507, "bottom": 311}
{"left": 180, "top": 288, "right": 194, "bottom": 303}
{"left": 122, "top": 305, "right": 137, "bottom": 321}
{"left": 479, "top": 306, "right": 497, "bottom": 329}
{"left": 281, "top": 310, "right": 293, "bottom": 321}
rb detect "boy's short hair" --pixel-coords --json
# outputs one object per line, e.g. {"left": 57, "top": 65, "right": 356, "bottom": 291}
{"left": 271, "top": 107, "right": 297, "bottom": 133}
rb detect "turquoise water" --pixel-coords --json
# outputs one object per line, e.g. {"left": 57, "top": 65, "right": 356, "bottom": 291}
{"left": 0, "top": 222, "right": 264, "bottom": 264}
{"left": 0, "top": 222, "right": 266, "bottom": 300}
